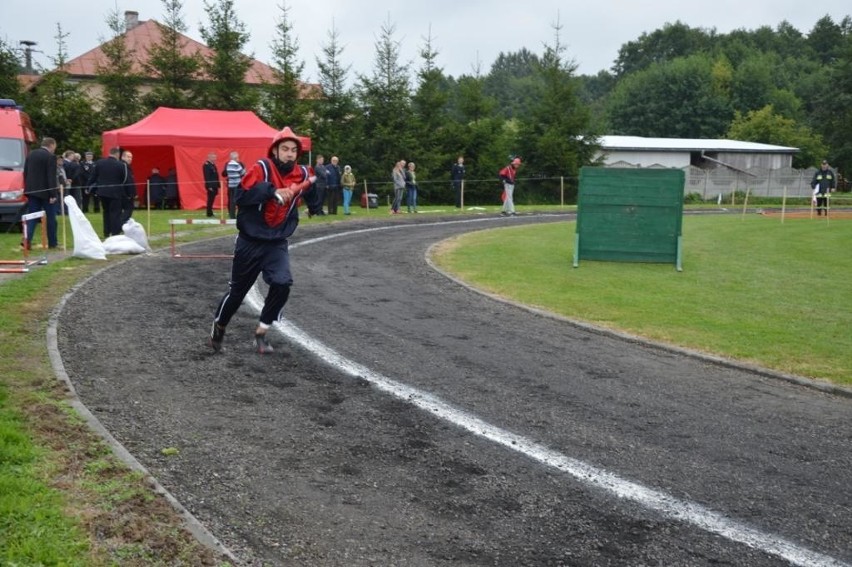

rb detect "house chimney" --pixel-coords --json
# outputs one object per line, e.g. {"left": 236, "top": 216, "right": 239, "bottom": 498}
{"left": 124, "top": 11, "right": 140, "bottom": 31}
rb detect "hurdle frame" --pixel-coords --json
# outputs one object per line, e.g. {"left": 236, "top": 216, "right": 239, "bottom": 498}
{"left": 0, "top": 210, "right": 49, "bottom": 273}
{"left": 169, "top": 218, "right": 236, "bottom": 259}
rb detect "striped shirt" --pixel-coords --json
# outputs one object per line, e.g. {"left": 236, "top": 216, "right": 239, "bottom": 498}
{"left": 223, "top": 159, "right": 246, "bottom": 189}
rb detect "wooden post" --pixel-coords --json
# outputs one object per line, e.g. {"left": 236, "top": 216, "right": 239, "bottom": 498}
{"left": 781, "top": 186, "right": 787, "bottom": 224}
{"left": 363, "top": 179, "right": 369, "bottom": 215}
{"left": 59, "top": 185, "right": 67, "bottom": 251}
{"left": 146, "top": 179, "right": 152, "bottom": 238}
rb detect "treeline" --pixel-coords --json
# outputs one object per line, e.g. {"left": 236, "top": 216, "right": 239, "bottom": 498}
{"left": 1, "top": 1, "right": 850, "bottom": 190}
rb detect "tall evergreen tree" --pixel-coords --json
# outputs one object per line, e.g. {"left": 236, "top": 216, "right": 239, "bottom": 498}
{"left": 261, "top": 1, "right": 306, "bottom": 130}
{"left": 450, "top": 59, "right": 506, "bottom": 186}
{"left": 198, "top": 0, "right": 257, "bottom": 110}
{"left": 411, "top": 27, "right": 451, "bottom": 182}
{"left": 355, "top": 16, "right": 412, "bottom": 180}
{"left": 518, "top": 14, "right": 596, "bottom": 177}
{"left": 454, "top": 59, "right": 495, "bottom": 124}
{"left": 313, "top": 20, "right": 356, "bottom": 155}
{"left": 143, "top": 0, "right": 202, "bottom": 110}
{"left": 96, "top": 8, "right": 144, "bottom": 129}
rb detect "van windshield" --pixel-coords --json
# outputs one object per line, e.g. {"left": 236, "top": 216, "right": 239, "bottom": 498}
{"left": 0, "top": 138, "right": 26, "bottom": 170}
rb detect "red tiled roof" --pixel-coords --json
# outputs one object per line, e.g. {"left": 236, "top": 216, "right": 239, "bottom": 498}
{"left": 60, "top": 19, "right": 279, "bottom": 86}
{"left": 17, "top": 74, "right": 42, "bottom": 91}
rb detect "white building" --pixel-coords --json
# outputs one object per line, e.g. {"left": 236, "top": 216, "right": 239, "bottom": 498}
{"left": 595, "top": 136, "right": 811, "bottom": 198}
{"left": 597, "top": 136, "right": 798, "bottom": 172}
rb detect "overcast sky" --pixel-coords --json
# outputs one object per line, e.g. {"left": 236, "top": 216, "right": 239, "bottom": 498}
{"left": 4, "top": 0, "right": 850, "bottom": 82}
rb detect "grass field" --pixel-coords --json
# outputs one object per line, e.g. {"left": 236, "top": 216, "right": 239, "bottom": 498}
{"left": 0, "top": 204, "right": 849, "bottom": 564}
{"left": 431, "top": 212, "right": 851, "bottom": 386}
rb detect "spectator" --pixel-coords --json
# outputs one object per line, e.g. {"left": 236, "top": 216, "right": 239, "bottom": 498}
{"left": 391, "top": 160, "right": 405, "bottom": 215}
{"left": 326, "top": 155, "right": 342, "bottom": 215}
{"left": 451, "top": 156, "right": 465, "bottom": 208}
{"left": 341, "top": 164, "right": 356, "bottom": 215}
{"left": 120, "top": 150, "right": 136, "bottom": 224}
{"left": 56, "top": 155, "right": 69, "bottom": 215}
{"left": 203, "top": 152, "right": 220, "bottom": 217}
{"left": 221, "top": 151, "right": 246, "bottom": 219}
{"left": 62, "top": 150, "right": 82, "bottom": 211}
{"left": 79, "top": 151, "right": 99, "bottom": 213}
{"left": 164, "top": 168, "right": 179, "bottom": 209}
{"left": 811, "top": 159, "right": 836, "bottom": 217}
{"left": 406, "top": 161, "right": 419, "bottom": 213}
{"left": 499, "top": 157, "right": 521, "bottom": 217}
{"left": 23, "top": 137, "right": 59, "bottom": 249}
{"left": 208, "top": 127, "right": 318, "bottom": 355}
{"left": 147, "top": 167, "right": 167, "bottom": 209}
{"left": 89, "top": 147, "right": 132, "bottom": 237}
{"left": 312, "top": 155, "right": 328, "bottom": 215}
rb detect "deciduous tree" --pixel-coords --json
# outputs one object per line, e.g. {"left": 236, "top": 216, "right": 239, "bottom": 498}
{"left": 727, "top": 105, "right": 826, "bottom": 169}
{"left": 27, "top": 25, "right": 98, "bottom": 151}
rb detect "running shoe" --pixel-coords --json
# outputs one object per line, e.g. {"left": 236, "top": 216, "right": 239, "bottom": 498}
{"left": 255, "top": 333, "right": 274, "bottom": 354}
{"left": 209, "top": 322, "right": 226, "bottom": 352}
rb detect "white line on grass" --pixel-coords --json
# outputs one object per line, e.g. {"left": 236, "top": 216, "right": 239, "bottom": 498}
{"left": 244, "top": 224, "right": 847, "bottom": 567}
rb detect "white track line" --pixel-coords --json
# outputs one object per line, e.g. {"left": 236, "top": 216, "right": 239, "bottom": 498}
{"left": 244, "top": 224, "right": 847, "bottom": 567}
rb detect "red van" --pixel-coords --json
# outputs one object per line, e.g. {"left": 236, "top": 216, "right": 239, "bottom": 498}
{"left": 0, "top": 99, "right": 38, "bottom": 229}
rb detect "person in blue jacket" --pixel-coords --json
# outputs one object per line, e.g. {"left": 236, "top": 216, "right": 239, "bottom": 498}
{"left": 209, "top": 127, "right": 318, "bottom": 354}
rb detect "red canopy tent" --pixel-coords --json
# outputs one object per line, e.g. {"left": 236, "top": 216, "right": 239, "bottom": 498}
{"left": 101, "top": 107, "right": 312, "bottom": 210}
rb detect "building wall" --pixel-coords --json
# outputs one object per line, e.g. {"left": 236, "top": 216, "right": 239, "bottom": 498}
{"left": 713, "top": 152, "right": 793, "bottom": 170}
{"left": 597, "top": 150, "right": 691, "bottom": 168}
{"left": 598, "top": 149, "right": 795, "bottom": 172}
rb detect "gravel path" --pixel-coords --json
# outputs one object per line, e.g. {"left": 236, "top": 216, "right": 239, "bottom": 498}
{"left": 56, "top": 214, "right": 852, "bottom": 566}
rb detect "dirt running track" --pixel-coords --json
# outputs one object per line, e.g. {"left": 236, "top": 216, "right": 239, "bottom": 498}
{"left": 57, "top": 214, "right": 851, "bottom": 566}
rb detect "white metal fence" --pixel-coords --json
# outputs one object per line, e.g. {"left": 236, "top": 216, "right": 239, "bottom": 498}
{"left": 680, "top": 165, "right": 821, "bottom": 198}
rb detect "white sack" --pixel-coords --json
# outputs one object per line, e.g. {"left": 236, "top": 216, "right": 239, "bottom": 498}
{"left": 103, "top": 234, "right": 146, "bottom": 255}
{"left": 63, "top": 195, "right": 107, "bottom": 260}
{"left": 122, "top": 217, "right": 152, "bottom": 251}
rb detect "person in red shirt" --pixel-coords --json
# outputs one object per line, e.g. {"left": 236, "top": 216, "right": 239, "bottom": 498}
{"left": 209, "top": 127, "right": 318, "bottom": 354}
{"left": 499, "top": 156, "right": 521, "bottom": 216}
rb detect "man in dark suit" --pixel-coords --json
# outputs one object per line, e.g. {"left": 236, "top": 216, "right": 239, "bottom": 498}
{"left": 203, "top": 152, "right": 220, "bottom": 217}
{"left": 23, "top": 137, "right": 58, "bottom": 249}
{"left": 120, "top": 150, "right": 137, "bottom": 225}
{"left": 89, "top": 147, "right": 132, "bottom": 238}
{"left": 79, "top": 151, "right": 99, "bottom": 213}
{"left": 147, "top": 167, "right": 167, "bottom": 209}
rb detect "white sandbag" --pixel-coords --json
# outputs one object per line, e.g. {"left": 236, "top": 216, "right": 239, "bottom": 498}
{"left": 64, "top": 196, "right": 107, "bottom": 260}
{"left": 122, "top": 217, "right": 152, "bottom": 251}
{"left": 103, "top": 234, "right": 146, "bottom": 255}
